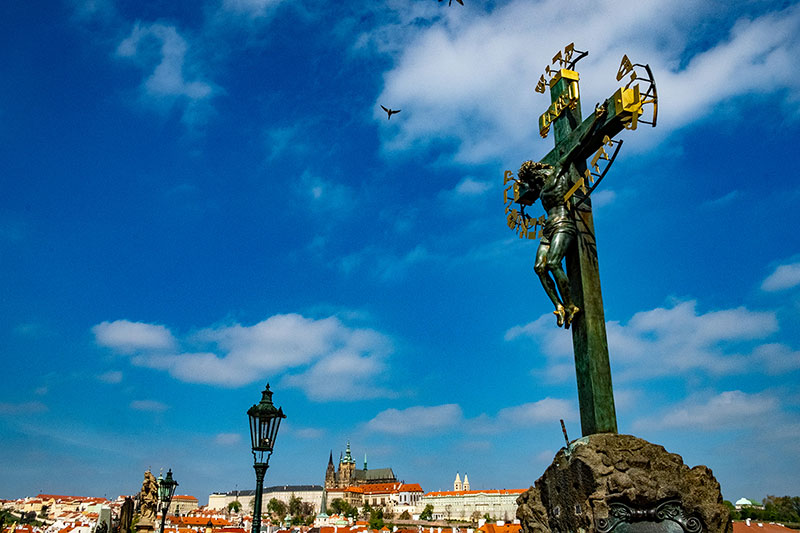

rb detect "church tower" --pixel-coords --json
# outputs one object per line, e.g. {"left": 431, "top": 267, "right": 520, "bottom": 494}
{"left": 339, "top": 441, "right": 356, "bottom": 487}
{"left": 454, "top": 472, "right": 462, "bottom": 491}
{"left": 325, "top": 450, "right": 336, "bottom": 489}
{"left": 463, "top": 473, "right": 470, "bottom": 491}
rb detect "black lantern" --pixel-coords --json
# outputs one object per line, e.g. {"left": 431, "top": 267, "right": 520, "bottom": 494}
{"left": 247, "top": 384, "right": 285, "bottom": 533}
{"left": 248, "top": 383, "right": 286, "bottom": 464}
{"left": 157, "top": 469, "right": 178, "bottom": 533}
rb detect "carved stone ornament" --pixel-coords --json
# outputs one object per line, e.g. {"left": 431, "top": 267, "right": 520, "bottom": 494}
{"left": 596, "top": 501, "right": 703, "bottom": 533}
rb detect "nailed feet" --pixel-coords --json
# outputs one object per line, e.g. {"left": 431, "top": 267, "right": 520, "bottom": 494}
{"left": 565, "top": 304, "right": 580, "bottom": 329}
{"left": 554, "top": 304, "right": 581, "bottom": 329}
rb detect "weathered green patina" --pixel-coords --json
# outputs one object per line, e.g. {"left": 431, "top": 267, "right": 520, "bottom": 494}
{"left": 513, "top": 55, "right": 657, "bottom": 436}
{"left": 546, "top": 70, "right": 618, "bottom": 436}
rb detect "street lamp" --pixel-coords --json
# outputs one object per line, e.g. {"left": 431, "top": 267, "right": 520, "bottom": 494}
{"left": 157, "top": 469, "right": 179, "bottom": 533}
{"left": 247, "top": 384, "right": 286, "bottom": 533}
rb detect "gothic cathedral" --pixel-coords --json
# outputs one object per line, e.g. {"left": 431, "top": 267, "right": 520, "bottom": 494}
{"left": 325, "top": 442, "right": 397, "bottom": 489}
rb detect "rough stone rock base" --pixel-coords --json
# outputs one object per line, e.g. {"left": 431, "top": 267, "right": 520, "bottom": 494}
{"left": 516, "top": 434, "right": 731, "bottom": 533}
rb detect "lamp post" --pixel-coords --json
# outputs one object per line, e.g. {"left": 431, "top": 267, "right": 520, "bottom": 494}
{"left": 157, "top": 469, "right": 178, "bottom": 533}
{"left": 247, "top": 384, "right": 286, "bottom": 533}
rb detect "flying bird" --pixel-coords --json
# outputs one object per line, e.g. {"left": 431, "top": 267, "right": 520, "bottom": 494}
{"left": 380, "top": 105, "right": 401, "bottom": 120}
{"left": 439, "top": 0, "right": 464, "bottom": 5}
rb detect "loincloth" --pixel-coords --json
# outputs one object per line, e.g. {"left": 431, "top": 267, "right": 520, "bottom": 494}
{"left": 541, "top": 214, "right": 577, "bottom": 245}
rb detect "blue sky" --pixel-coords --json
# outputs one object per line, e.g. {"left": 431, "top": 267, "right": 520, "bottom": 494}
{"left": 1, "top": 0, "right": 799, "bottom": 505}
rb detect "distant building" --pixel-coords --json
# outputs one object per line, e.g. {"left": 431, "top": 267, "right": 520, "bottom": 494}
{"left": 208, "top": 485, "right": 323, "bottom": 514}
{"left": 419, "top": 476, "right": 524, "bottom": 521}
{"left": 326, "top": 482, "right": 423, "bottom": 514}
{"left": 325, "top": 442, "right": 397, "bottom": 490}
{"left": 734, "top": 498, "right": 764, "bottom": 510}
{"left": 169, "top": 495, "right": 199, "bottom": 516}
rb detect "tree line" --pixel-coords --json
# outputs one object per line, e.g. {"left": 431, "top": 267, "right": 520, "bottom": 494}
{"left": 725, "top": 496, "right": 800, "bottom": 525}
{"left": 226, "top": 494, "right": 316, "bottom": 526}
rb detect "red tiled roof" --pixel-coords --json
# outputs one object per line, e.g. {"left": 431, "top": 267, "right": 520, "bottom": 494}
{"left": 4, "top": 527, "right": 36, "bottom": 533}
{"left": 733, "top": 522, "right": 797, "bottom": 533}
{"left": 173, "top": 495, "right": 198, "bottom": 502}
{"left": 172, "top": 517, "right": 230, "bottom": 526}
{"left": 38, "top": 495, "right": 108, "bottom": 503}
{"left": 359, "top": 483, "right": 401, "bottom": 494}
{"left": 425, "top": 489, "right": 526, "bottom": 497}
{"left": 478, "top": 524, "right": 522, "bottom": 533}
{"left": 397, "top": 484, "right": 423, "bottom": 493}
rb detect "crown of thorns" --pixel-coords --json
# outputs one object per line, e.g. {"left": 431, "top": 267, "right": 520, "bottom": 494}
{"left": 518, "top": 160, "right": 552, "bottom": 183}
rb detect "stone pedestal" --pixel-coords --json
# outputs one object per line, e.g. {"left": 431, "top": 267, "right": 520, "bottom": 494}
{"left": 516, "top": 434, "right": 732, "bottom": 533}
{"left": 135, "top": 517, "right": 156, "bottom": 533}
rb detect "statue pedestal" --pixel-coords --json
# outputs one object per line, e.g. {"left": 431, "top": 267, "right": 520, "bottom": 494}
{"left": 516, "top": 434, "right": 732, "bottom": 533}
{"left": 135, "top": 518, "right": 156, "bottom": 533}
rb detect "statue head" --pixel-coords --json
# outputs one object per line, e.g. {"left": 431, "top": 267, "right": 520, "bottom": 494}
{"left": 517, "top": 161, "right": 553, "bottom": 196}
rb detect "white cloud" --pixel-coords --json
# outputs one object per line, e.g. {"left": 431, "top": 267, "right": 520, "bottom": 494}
{"left": 374, "top": 1, "right": 800, "bottom": 163}
{"left": 93, "top": 313, "right": 395, "bottom": 399}
{"left": 761, "top": 261, "right": 800, "bottom": 292}
{"left": 438, "top": 176, "right": 495, "bottom": 211}
{"left": 505, "top": 314, "right": 573, "bottom": 382}
{"left": 633, "top": 390, "right": 777, "bottom": 431}
{"left": 116, "top": 22, "right": 214, "bottom": 125}
{"left": 338, "top": 244, "right": 436, "bottom": 282}
{"left": 751, "top": 343, "right": 800, "bottom": 374}
{"left": 366, "top": 404, "right": 464, "bottom": 436}
{"left": 130, "top": 400, "right": 169, "bottom": 412}
{"left": 296, "top": 170, "right": 355, "bottom": 212}
{"left": 701, "top": 190, "right": 739, "bottom": 209}
{"left": 454, "top": 177, "right": 492, "bottom": 196}
{"left": 366, "top": 398, "right": 576, "bottom": 437}
{"left": 70, "top": 0, "right": 116, "bottom": 21}
{"left": 221, "top": 0, "right": 285, "bottom": 18}
{"left": 506, "top": 300, "right": 781, "bottom": 382}
{"left": 0, "top": 401, "right": 48, "bottom": 415}
{"left": 97, "top": 371, "right": 124, "bottom": 384}
{"left": 590, "top": 189, "right": 617, "bottom": 209}
{"left": 282, "top": 330, "right": 394, "bottom": 401}
{"left": 213, "top": 432, "right": 242, "bottom": 445}
{"left": 496, "top": 398, "right": 577, "bottom": 427}
{"left": 93, "top": 320, "right": 175, "bottom": 354}
{"left": 535, "top": 449, "right": 557, "bottom": 464}
{"left": 290, "top": 426, "right": 325, "bottom": 439}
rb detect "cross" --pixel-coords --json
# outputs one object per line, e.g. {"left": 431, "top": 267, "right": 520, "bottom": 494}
{"left": 506, "top": 45, "right": 657, "bottom": 437}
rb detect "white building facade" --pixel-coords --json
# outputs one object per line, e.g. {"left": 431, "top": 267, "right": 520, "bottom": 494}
{"left": 419, "top": 489, "right": 525, "bottom": 521}
{"left": 208, "top": 485, "right": 323, "bottom": 514}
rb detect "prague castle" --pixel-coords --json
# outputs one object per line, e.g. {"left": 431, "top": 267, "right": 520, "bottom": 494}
{"left": 324, "top": 442, "right": 397, "bottom": 489}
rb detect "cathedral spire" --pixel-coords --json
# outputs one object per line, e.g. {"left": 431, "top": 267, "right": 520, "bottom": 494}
{"left": 328, "top": 450, "right": 334, "bottom": 466}
{"left": 364, "top": 453, "right": 368, "bottom": 470}
{"left": 343, "top": 441, "right": 355, "bottom": 464}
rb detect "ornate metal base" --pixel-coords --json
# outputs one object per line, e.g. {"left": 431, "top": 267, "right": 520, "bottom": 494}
{"left": 597, "top": 501, "right": 703, "bottom": 533}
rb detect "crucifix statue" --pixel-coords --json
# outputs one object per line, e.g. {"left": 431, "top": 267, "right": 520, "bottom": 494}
{"left": 504, "top": 44, "right": 658, "bottom": 436}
